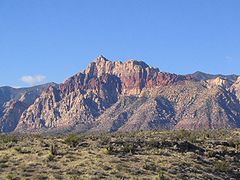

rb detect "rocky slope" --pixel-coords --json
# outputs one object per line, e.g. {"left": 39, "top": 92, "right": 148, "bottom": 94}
{"left": 91, "top": 81, "right": 240, "bottom": 132}
{"left": 0, "top": 84, "right": 55, "bottom": 132}
{"left": 1, "top": 56, "right": 240, "bottom": 133}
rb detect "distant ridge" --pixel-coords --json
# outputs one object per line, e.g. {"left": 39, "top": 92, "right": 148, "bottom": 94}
{"left": 190, "top": 71, "right": 238, "bottom": 81}
{"left": 0, "top": 83, "right": 57, "bottom": 132}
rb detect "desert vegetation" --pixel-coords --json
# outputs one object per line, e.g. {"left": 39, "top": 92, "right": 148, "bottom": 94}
{"left": 0, "top": 129, "right": 239, "bottom": 179}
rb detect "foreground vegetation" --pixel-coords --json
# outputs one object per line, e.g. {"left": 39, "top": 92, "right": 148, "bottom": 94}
{"left": 0, "top": 129, "right": 240, "bottom": 179}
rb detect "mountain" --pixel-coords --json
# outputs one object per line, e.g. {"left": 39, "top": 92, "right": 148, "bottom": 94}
{"left": 15, "top": 56, "right": 189, "bottom": 133}
{"left": 0, "top": 83, "right": 56, "bottom": 132}
{"left": 1, "top": 56, "right": 240, "bottom": 133}
{"left": 189, "top": 71, "right": 238, "bottom": 82}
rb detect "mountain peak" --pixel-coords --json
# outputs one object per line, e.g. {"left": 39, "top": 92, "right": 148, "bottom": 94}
{"left": 81, "top": 56, "right": 188, "bottom": 96}
{"left": 95, "top": 55, "right": 109, "bottom": 63}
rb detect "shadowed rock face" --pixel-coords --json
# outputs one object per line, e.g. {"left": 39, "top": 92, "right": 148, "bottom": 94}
{"left": 2, "top": 56, "right": 240, "bottom": 133}
{"left": 231, "top": 77, "right": 240, "bottom": 100}
{"left": 17, "top": 73, "right": 123, "bottom": 132}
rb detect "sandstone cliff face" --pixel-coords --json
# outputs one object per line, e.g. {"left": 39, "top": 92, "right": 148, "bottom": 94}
{"left": 16, "top": 56, "right": 188, "bottom": 132}
{"left": 83, "top": 56, "right": 188, "bottom": 95}
{"left": 2, "top": 56, "right": 240, "bottom": 133}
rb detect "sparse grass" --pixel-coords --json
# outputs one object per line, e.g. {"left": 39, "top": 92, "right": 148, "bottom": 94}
{"left": 0, "top": 134, "right": 18, "bottom": 144}
{"left": 0, "top": 130, "right": 239, "bottom": 179}
{"left": 214, "top": 160, "right": 230, "bottom": 172}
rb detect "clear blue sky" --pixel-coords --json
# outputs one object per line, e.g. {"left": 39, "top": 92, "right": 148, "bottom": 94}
{"left": 1, "top": 0, "right": 240, "bottom": 87}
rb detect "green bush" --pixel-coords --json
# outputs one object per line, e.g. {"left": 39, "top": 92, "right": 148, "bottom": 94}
{"left": 64, "top": 134, "right": 81, "bottom": 147}
{"left": 14, "top": 147, "right": 22, "bottom": 152}
{"left": 123, "top": 143, "right": 135, "bottom": 154}
{"left": 47, "top": 153, "right": 55, "bottom": 161}
{"left": 5, "top": 174, "right": 15, "bottom": 180}
{"left": 102, "top": 148, "right": 110, "bottom": 155}
{"left": 158, "top": 170, "right": 165, "bottom": 180}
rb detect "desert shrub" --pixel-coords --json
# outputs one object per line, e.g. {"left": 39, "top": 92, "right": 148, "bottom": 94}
{"left": 236, "top": 144, "right": 240, "bottom": 152}
{"left": 228, "top": 138, "right": 240, "bottom": 150}
{"left": 64, "top": 134, "right": 81, "bottom": 147}
{"left": 188, "top": 133, "right": 198, "bottom": 143}
{"left": 5, "top": 174, "right": 15, "bottom": 180}
{"left": 206, "top": 129, "right": 229, "bottom": 140}
{"left": 177, "top": 129, "right": 191, "bottom": 140}
{"left": 206, "top": 150, "right": 215, "bottom": 158}
{"left": 99, "top": 134, "right": 111, "bottom": 145}
{"left": 0, "top": 163, "right": 8, "bottom": 168}
{"left": 158, "top": 170, "right": 165, "bottom": 180}
{"left": 143, "top": 161, "right": 157, "bottom": 171}
{"left": 148, "top": 139, "right": 159, "bottom": 148}
{"left": 14, "top": 147, "right": 22, "bottom": 152}
{"left": 220, "top": 146, "right": 228, "bottom": 154}
{"left": 17, "top": 147, "right": 31, "bottom": 154}
{"left": 102, "top": 143, "right": 115, "bottom": 155}
{"left": 217, "top": 129, "right": 228, "bottom": 138}
{"left": 214, "top": 161, "right": 230, "bottom": 172}
{"left": 123, "top": 142, "right": 135, "bottom": 154}
{"left": 176, "top": 130, "right": 199, "bottom": 143}
{"left": 45, "top": 143, "right": 58, "bottom": 161}
{"left": 0, "top": 135, "right": 18, "bottom": 144}
{"left": 107, "top": 143, "right": 114, "bottom": 152}
{"left": 102, "top": 148, "right": 110, "bottom": 155}
{"left": 0, "top": 157, "right": 8, "bottom": 163}
{"left": 47, "top": 153, "right": 55, "bottom": 161}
